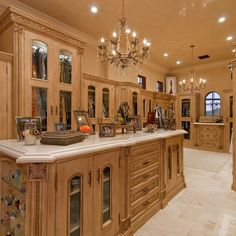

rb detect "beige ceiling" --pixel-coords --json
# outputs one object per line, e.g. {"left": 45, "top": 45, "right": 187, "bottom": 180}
{"left": 11, "top": 0, "right": 236, "bottom": 69}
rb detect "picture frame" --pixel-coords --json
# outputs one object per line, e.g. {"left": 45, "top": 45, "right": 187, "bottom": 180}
{"left": 73, "top": 110, "right": 95, "bottom": 134}
{"left": 15, "top": 116, "right": 42, "bottom": 141}
{"left": 127, "top": 115, "right": 142, "bottom": 131}
{"left": 99, "top": 123, "right": 115, "bottom": 137}
{"left": 54, "top": 123, "right": 66, "bottom": 131}
{"left": 165, "top": 76, "right": 177, "bottom": 95}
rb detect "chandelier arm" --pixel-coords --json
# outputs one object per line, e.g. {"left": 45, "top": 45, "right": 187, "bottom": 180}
{"left": 122, "top": 0, "right": 125, "bottom": 18}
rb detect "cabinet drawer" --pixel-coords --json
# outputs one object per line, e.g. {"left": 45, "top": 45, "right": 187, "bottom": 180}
{"left": 131, "top": 190, "right": 160, "bottom": 219}
{"left": 130, "top": 152, "right": 159, "bottom": 173}
{"left": 130, "top": 177, "right": 159, "bottom": 203}
{"left": 130, "top": 166, "right": 159, "bottom": 188}
{"left": 130, "top": 141, "right": 161, "bottom": 156}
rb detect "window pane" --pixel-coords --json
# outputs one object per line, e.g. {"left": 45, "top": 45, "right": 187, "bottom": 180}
{"left": 213, "top": 92, "right": 220, "bottom": 99}
{"left": 206, "top": 93, "right": 213, "bottom": 99}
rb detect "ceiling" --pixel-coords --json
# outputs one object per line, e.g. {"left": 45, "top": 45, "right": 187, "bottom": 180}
{"left": 11, "top": 0, "right": 236, "bottom": 69}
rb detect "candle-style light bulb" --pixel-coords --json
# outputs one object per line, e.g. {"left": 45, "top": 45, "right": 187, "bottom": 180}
{"left": 113, "top": 31, "right": 117, "bottom": 38}
{"left": 100, "top": 37, "right": 105, "bottom": 43}
{"left": 126, "top": 28, "right": 131, "bottom": 34}
{"left": 143, "top": 39, "right": 147, "bottom": 45}
{"left": 132, "top": 31, "right": 137, "bottom": 37}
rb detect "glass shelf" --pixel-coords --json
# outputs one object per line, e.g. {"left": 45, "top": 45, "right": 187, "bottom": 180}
{"left": 70, "top": 189, "right": 80, "bottom": 196}
{"left": 2, "top": 177, "right": 26, "bottom": 194}
{"left": 1, "top": 199, "right": 25, "bottom": 222}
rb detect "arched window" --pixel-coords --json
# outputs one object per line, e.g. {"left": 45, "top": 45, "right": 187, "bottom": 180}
{"left": 205, "top": 91, "right": 221, "bottom": 116}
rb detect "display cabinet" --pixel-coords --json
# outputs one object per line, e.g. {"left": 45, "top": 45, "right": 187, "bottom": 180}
{"left": 0, "top": 6, "right": 84, "bottom": 135}
{"left": 24, "top": 32, "right": 79, "bottom": 131}
{"left": 55, "top": 149, "right": 120, "bottom": 236}
{"left": 0, "top": 159, "right": 26, "bottom": 236}
{"left": 162, "top": 135, "right": 185, "bottom": 207}
{"left": 82, "top": 73, "right": 116, "bottom": 131}
{"left": 0, "top": 52, "right": 13, "bottom": 140}
{"left": 176, "top": 93, "right": 200, "bottom": 147}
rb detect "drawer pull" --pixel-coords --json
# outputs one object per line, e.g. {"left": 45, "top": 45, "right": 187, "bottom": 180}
{"left": 143, "top": 201, "right": 149, "bottom": 207}
{"left": 143, "top": 174, "right": 149, "bottom": 180}
{"left": 143, "top": 161, "right": 150, "bottom": 165}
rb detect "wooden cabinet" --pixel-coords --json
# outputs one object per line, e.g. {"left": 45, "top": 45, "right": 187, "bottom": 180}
{"left": 55, "top": 149, "right": 120, "bottom": 236}
{"left": 0, "top": 52, "right": 13, "bottom": 140}
{"left": 162, "top": 135, "right": 185, "bottom": 206}
{"left": 176, "top": 93, "right": 200, "bottom": 146}
{"left": 24, "top": 31, "right": 79, "bottom": 131}
{"left": 128, "top": 141, "right": 161, "bottom": 231}
{"left": 0, "top": 6, "right": 84, "bottom": 134}
{"left": 194, "top": 124, "right": 224, "bottom": 151}
{"left": 82, "top": 74, "right": 115, "bottom": 131}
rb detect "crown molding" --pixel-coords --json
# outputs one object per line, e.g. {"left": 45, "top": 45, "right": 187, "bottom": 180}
{"left": 0, "top": 51, "right": 13, "bottom": 61}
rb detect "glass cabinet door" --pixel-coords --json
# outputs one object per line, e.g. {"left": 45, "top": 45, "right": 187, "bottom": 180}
{"left": 60, "top": 91, "right": 72, "bottom": 130}
{"left": 88, "top": 86, "right": 96, "bottom": 118}
{"left": 59, "top": 50, "right": 72, "bottom": 84}
{"left": 181, "top": 99, "right": 190, "bottom": 117}
{"left": 32, "top": 87, "right": 47, "bottom": 131}
{"left": 32, "top": 40, "right": 47, "bottom": 80}
{"left": 182, "top": 121, "right": 190, "bottom": 139}
{"left": 132, "top": 92, "right": 138, "bottom": 115}
{"left": 102, "top": 88, "right": 109, "bottom": 118}
{"left": 149, "top": 100, "right": 152, "bottom": 112}
{"left": 143, "top": 99, "right": 146, "bottom": 118}
{"left": 230, "top": 96, "right": 233, "bottom": 118}
{"left": 102, "top": 167, "right": 111, "bottom": 224}
{"left": 69, "top": 176, "right": 81, "bottom": 236}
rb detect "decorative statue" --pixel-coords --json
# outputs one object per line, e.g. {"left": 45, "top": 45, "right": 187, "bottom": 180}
{"left": 117, "top": 102, "right": 130, "bottom": 124}
{"left": 154, "top": 104, "right": 164, "bottom": 128}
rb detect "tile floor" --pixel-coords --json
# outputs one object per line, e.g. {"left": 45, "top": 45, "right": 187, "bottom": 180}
{"left": 135, "top": 148, "right": 236, "bottom": 236}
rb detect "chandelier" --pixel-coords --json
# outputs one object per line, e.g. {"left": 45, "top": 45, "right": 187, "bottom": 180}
{"left": 179, "top": 45, "right": 206, "bottom": 93}
{"left": 97, "top": 0, "right": 151, "bottom": 70}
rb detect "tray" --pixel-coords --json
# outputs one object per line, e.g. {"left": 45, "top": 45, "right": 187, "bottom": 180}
{"left": 40, "top": 131, "right": 85, "bottom": 145}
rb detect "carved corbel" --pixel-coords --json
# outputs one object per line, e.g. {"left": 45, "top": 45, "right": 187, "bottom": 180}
{"left": 14, "top": 23, "right": 24, "bottom": 34}
{"left": 119, "top": 216, "right": 131, "bottom": 233}
{"left": 27, "top": 163, "right": 48, "bottom": 181}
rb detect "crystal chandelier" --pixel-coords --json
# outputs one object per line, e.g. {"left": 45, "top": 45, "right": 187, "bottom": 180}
{"left": 179, "top": 45, "right": 206, "bottom": 93}
{"left": 97, "top": 0, "right": 151, "bottom": 70}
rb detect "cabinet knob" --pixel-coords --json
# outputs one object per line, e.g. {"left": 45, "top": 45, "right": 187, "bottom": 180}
{"left": 51, "top": 106, "right": 53, "bottom": 115}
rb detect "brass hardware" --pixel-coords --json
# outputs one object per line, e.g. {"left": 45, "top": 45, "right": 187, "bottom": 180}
{"left": 56, "top": 106, "right": 58, "bottom": 115}
{"left": 51, "top": 106, "right": 53, "bottom": 115}
{"left": 143, "top": 161, "right": 149, "bottom": 165}
{"left": 97, "top": 168, "right": 100, "bottom": 183}
{"left": 88, "top": 171, "right": 92, "bottom": 187}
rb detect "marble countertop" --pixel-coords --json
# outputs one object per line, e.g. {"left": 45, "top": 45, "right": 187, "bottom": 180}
{"left": 0, "top": 130, "right": 186, "bottom": 163}
{"left": 193, "top": 122, "right": 225, "bottom": 126}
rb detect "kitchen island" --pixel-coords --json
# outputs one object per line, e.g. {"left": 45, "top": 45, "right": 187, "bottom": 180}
{"left": 0, "top": 130, "right": 186, "bottom": 236}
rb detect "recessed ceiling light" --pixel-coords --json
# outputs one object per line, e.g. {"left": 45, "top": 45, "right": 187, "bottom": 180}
{"left": 90, "top": 5, "right": 98, "bottom": 14}
{"left": 176, "top": 61, "right": 181, "bottom": 65}
{"left": 218, "top": 17, "right": 226, "bottom": 23}
{"left": 227, "top": 36, "right": 233, "bottom": 41}
{"left": 164, "top": 53, "right": 168, "bottom": 57}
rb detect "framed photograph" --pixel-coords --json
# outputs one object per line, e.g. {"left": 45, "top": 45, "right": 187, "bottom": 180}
{"left": 127, "top": 115, "right": 142, "bottom": 131}
{"left": 165, "top": 76, "right": 177, "bottom": 95}
{"left": 99, "top": 123, "right": 115, "bottom": 137}
{"left": 73, "top": 110, "right": 95, "bottom": 134}
{"left": 55, "top": 123, "right": 66, "bottom": 131}
{"left": 15, "top": 116, "right": 42, "bottom": 141}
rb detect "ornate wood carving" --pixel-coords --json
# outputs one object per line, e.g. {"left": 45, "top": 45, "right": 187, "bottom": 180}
{"left": 0, "top": 7, "right": 85, "bottom": 50}
{"left": 27, "top": 163, "right": 48, "bottom": 181}
{"left": 14, "top": 23, "right": 24, "bottom": 34}
{"left": 122, "top": 147, "right": 130, "bottom": 157}
{"left": 35, "top": 181, "right": 40, "bottom": 236}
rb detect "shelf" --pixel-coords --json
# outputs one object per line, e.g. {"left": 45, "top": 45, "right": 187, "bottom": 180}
{"left": 1, "top": 199, "right": 25, "bottom": 222}
{"left": 70, "top": 188, "right": 80, "bottom": 196}
{"left": 103, "top": 207, "right": 110, "bottom": 214}
{"left": 2, "top": 176, "right": 26, "bottom": 194}
{"left": 103, "top": 177, "right": 110, "bottom": 182}
{"left": 70, "top": 223, "right": 80, "bottom": 233}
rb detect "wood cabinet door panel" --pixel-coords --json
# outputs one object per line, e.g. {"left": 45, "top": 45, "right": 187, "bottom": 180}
{"left": 93, "top": 150, "right": 120, "bottom": 236}
{"left": 55, "top": 155, "right": 93, "bottom": 236}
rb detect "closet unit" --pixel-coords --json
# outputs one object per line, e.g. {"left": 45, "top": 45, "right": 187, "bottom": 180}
{"left": 0, "top": 51, "right": 13, "bottom": 139}
{"left": 0, "top": 6, "right": 84, "bottom": 134}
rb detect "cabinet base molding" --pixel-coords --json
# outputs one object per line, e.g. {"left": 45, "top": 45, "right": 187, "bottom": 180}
{"left": 162, "top": 181, "right": 186, "bottom": 208}
{"left": 231, "top": 183, "right": 236, "bottom": 192}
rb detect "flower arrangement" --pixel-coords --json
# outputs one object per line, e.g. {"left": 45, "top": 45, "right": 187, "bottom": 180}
{"left": 79, "top": 125, "right": 92, "bottom": 134}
